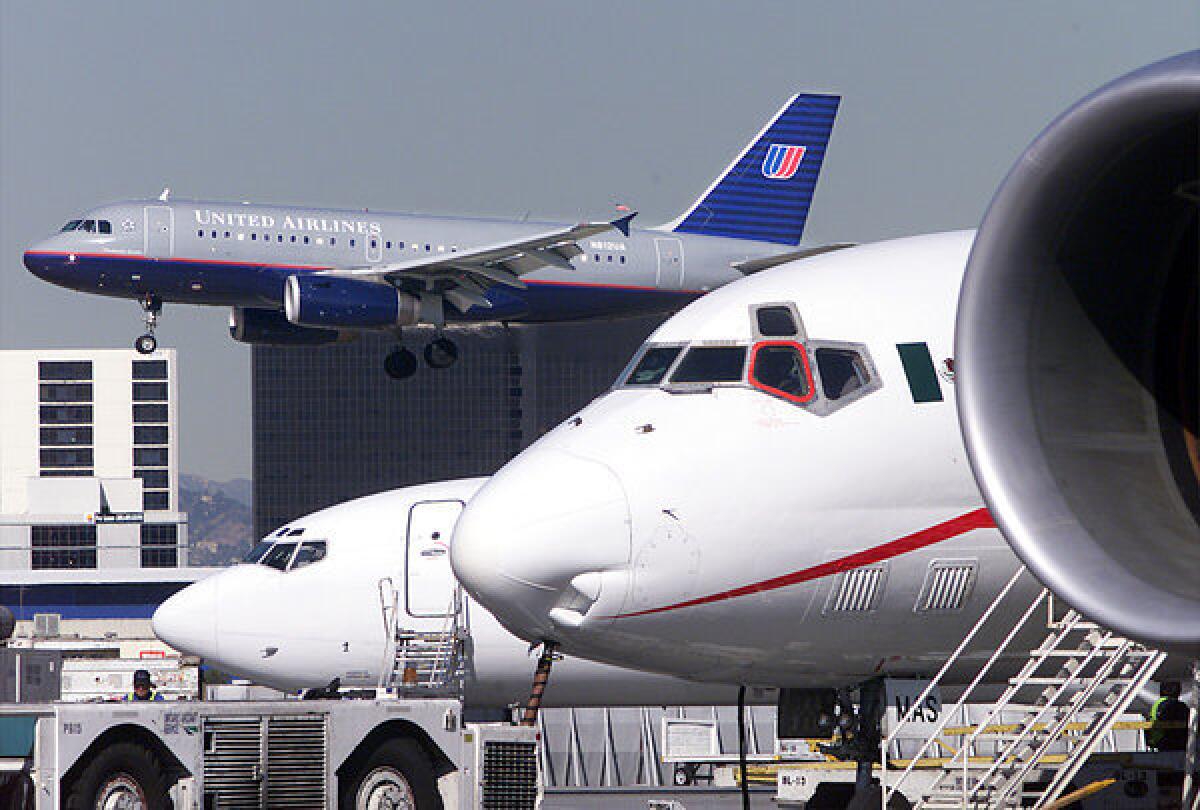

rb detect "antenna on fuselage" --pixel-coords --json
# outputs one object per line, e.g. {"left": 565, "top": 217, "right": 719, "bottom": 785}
{"left": 158, "top": 187, "right": 171, "bottom": 202}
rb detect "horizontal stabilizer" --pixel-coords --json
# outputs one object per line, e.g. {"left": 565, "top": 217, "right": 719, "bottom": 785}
{"left": 732, "top": 243, "right": 856, "bottom": 275}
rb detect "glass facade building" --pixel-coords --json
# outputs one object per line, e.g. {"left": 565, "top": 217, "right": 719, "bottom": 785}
{"left": 252, "top": 318, "right": 664, "bottom": 537}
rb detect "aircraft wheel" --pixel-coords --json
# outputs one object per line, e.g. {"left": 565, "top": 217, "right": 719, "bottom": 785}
{"left": 384, "top": 348, "right": 418, "bottom": 380}
{"left": 423, "top": 337, "right": 458, "bottom": 370}
{"left": 134, "top": 334, "right": 157, "bottom": 355}
{"left": 63, "top": 741, "right": 170, "bottom": 810}
{"left": 339, "top": 738, "right": 440, "bottom": 810}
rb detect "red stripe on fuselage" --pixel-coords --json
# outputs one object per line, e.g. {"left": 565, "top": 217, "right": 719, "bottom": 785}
{"left": 610, "top": 508, "right": 996, "bottom": 618}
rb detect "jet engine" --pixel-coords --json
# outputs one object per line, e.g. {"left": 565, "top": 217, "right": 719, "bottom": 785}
{"left": 957, "top": 51, "right": 1200, "bottom": 651}
{"left": 229, "top": 307, "right": 349, "bottom": 346}
{"left": 284, "top": 274, "right": 420, "bottom": 330}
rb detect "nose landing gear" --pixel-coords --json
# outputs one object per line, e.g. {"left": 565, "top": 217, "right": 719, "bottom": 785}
{"left": 383, "top": 335, "right": 460, "bottom": 380}
{"left": 135, "top": 294, "right": 162, "bottom": 355}
{"left": 384, "top": 347, "right": 419, "bottom": 380}
{"left": 423, "top": 337, "right": 459, "bottom": 370}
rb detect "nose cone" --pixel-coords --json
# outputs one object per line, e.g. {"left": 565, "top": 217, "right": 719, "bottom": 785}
{"left": 451, "top": 449, "right": 631, "bottom": 640}
{"left": 24, "top": 242, "right": 54, "bottom": 280}
{"left": 153, "top": 575, "right": 220, "bottom": 658}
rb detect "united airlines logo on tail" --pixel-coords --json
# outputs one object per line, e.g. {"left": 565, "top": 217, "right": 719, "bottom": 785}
{"left": 762, "top": 144, "right": 807, "bottom": 179}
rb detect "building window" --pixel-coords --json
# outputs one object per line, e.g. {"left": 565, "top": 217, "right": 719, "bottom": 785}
{"left": 39, "top": 448, "right": 94, "bottom": 468}
{"left": 38, "top": 361, "right": 92, "bottom": 381}
{"left": 134, "top": 468, "right": 169, "bottom": 489}
{"left": 38, "top": 383, "right": 92, "bottom": 403}
{"left": 140, "top": 524, "right": 178, "bottom": 568}
{"left": 134, "top": 447, "right": 169, "bottom": 467}
{"left": 31, "top": 525, "right": 97, "bottom": 569}
{"left": 40, "top": 426, "right": 93, "bottom": 446}
{"left": 143, "top": 491, "right": 170, "bottom": 511}
{"left": 132, "top": 360, "right": 168, "bottom": 380}
{"left": 132, "top": 382, "right": 168, "bottom": 401}
{"left": 132, "top": 404, "right": 168, "bottom": 423}
{"left": 133, "top": 425, "right": 168, "bottom": 445}
{"left": 39, "top": 405, "right": 93, "bottom": 424}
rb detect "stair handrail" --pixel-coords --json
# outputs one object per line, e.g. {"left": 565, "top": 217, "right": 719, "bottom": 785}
{"left": 882, "top": 565, "right": 1034, "bottom": 803}
{"left": 376, "top": 577, "right": 400, "bottom": 690}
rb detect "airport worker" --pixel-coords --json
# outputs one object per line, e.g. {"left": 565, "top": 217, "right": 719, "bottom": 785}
{"left": 1146, "top": 680, "right": 1188, "bottom": 751}
{"left": 124, "top": 669, "right": 165, "bottom": 702}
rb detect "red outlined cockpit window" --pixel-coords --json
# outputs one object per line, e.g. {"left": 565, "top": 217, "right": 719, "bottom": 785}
{"left": 748, "top": 341, "right": 815, "bottom": 404}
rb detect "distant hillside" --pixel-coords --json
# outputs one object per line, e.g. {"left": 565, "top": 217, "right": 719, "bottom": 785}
{"left": 180, "top": 475, "right": 254, "bottom": 567}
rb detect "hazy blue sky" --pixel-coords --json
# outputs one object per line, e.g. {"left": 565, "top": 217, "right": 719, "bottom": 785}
{"left": 1, "top": 2, "right": 1196, "bottom": 480}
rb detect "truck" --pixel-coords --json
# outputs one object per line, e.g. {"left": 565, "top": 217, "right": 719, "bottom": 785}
{"left": 0, "top": 694, "right": 538, "bottom": 809}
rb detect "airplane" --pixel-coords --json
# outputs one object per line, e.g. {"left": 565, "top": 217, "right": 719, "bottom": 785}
{"left": 23, "top": 94, "right": 842, "bottom": 380}
{"left": 447, "top": 49, "right": 1200, "bottom": 698}
{"left": 151, "top": 477, "right": 750, "bottom": 708}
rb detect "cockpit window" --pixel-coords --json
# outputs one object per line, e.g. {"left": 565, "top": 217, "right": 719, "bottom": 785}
{"left": 81, "top": 220, "right": 96, "bottom": 232}
{"left": 261, "top": 542, "right": 297, "bottom": 571}
{"left": 243, "top": 540, "right": 272, "bottom": 563}
{"left": 289, "top": 541, "right": 327, "bottom": 570}
{"left": 749, "top": 342, "right": 814, "bottom": 403}
{"left": 670, "top": 346, "right": 746, "bottom": 383}
{"left": 816, "top": 348, "right": 869, "bottom": 400}
{"left": 625, "top": 346, "right": 682, "bottom": 386}
{"left": 61, "top": 220, "right": 82, "bottom": 232}
{"left": 756, "top": 306, "right": 798, "bottom": 337}
{"left": 98, "top": 220, "right": 112, "bottom": 234}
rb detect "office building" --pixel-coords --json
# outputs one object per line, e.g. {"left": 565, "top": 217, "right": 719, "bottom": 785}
{"left": 252, "top": 318, "right": 663, "bottom": 536}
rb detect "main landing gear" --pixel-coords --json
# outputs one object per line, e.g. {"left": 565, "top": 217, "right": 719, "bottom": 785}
{"left": 384, "top": 335, "right": 459, "bottom": 380}
{"left": 135, "top": 294, "right": 162, "bottom": 355}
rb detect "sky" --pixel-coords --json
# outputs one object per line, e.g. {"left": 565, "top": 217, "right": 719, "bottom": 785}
{"left": 1, "top": 2, "right": 1196, "bottom": 480}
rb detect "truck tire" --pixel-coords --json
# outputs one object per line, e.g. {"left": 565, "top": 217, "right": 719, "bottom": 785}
{"left": 340, "top": 738, "right": 442, "bottom": 810}
{"left": 63, "top": 741, "right": 170, "bottom": 810}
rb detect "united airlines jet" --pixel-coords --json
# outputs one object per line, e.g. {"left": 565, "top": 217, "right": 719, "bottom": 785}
{"left": 24, "top": 94, "right": 841, "bottom": 378}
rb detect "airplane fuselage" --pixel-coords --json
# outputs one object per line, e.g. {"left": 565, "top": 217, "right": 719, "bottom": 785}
{"left": 24, "top": 200, "right": 780, "bottom": 323}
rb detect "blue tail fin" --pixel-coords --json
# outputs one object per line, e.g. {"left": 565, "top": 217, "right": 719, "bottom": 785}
{"left": 668, "top": 93, "right": 840, "bottom": 245}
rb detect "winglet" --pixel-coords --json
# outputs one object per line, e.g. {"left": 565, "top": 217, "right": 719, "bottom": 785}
{"left": 611, "top": 211, "right": 638, "bottom": 238}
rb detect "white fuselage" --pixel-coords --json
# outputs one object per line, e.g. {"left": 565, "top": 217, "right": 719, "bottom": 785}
{"left": 153, "top": 479, "right": 744, "bottom": 706}
{"left": 451, "top": 231, "right": 1047, "bottom": 688}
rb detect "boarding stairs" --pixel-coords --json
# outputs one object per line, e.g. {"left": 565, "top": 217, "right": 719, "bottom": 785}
{"left": 377, "top": 579, "right": 467, "bottom": 696}
{"left": 883, "top": 566, "right": 1166, "bottom": 809}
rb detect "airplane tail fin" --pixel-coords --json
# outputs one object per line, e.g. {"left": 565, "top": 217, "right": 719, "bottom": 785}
{"left": 666, "top": 93, "right": 840, "bottom": 246}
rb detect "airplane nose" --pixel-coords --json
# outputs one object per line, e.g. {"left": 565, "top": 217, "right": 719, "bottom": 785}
{"left": 451, "top": 449, "right": 631, "bottom": 640}
{"left": 153, "top": 575, "right": 220, "bottom": 658}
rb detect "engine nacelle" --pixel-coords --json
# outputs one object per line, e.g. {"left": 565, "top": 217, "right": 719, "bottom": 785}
{"left": 228, "top": 307, "right": 348, "bottom": 346}
{"left": 957, "top": 51, "right": 1200, "bottom": 651}
{"left": 284, "top": 274, "right": 419, "bottom": 330}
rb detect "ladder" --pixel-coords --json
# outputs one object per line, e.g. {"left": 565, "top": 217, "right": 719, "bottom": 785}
{"left": 377, "top": 579, "right": 467, "bottom": 695}
{"left": 883, "top": 566, "right": 1166, "bottom": 809}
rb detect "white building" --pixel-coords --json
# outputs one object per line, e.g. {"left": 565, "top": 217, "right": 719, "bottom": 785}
{"left": 0, "top": 348, "right": 188, "bottom": 572}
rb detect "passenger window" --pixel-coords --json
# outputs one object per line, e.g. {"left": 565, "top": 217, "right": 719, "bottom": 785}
{"left": 749, "top": 343, "right": 814, "bottom": 403}
{"left": 261, "top": 542, "right": 297, "bottom": 571}
{"left": 243, "top": 540, "right": 273, "bottom": 564}
{"left": 225, "top": 231, "right": 231, "bottom": 239}
{"left": 211, "top": 231, "right": 217, "bottom": 238}
{"left": 756, "top": 306, "right": 798, "bottom": 337}
{"left": 303, "top": 236, "right": 310, "bottom": 244}
{"left": 251, "top": 233, "right": 257, "bottom": 241}
{"left": 350, "top": 239, "right": 356, "bottom": 247}
{"left": 625, "top": 346, "right": 682, "bottom": 386}
{"left": 816, "top": 348, "right": 868, "bottom": 400}
{"left": 99, "top": 221, "right": 113, "bottom": 234}
{"left": 671, "top": 347, "right": 746, "bottom": 383}
{"left": 197, "top": 230, "right": 204, "bottom": 237}
{"left": 329, "top": 237, "right": 335, "bottom": 246}
{"left": 290, "top": 541, "right": 327, "bottom": 570}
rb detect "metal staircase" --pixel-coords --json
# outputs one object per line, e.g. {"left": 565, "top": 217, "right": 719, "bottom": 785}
{"left": 883, "top": 566, "right": 1166, "bottom": 809}
{"left": 377, "top": 578, "right": 467, "bottom": 695}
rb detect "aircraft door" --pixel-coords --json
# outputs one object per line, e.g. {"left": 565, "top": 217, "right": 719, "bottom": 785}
{"left": 144, "top": 206, "right": 174, "bottom": 258}
{"left": 406, "top": 500, "right": 464, "bottom": 617}
{"left": 654, "top": 237, "right": 685, "bottom": 289}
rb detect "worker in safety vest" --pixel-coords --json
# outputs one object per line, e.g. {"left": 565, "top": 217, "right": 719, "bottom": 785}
{"left": 123, "top": 668, "right": 165, "bottom": 702}
{"left": 1146, "top": 680, "right": 1188, "bottom": 751}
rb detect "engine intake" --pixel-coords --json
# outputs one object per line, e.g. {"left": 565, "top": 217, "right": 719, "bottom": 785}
{"left": 284, "top": 274, "right": 419, "bottom": 330}
{"left": 957, "top": 51, "right": 1200, "bottom": 651}
{"left": 229, "top": 307, "right": 347, "bottom": 346}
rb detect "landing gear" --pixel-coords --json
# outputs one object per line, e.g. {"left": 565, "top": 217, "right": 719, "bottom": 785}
{"left": 423, "top": 337, "right": 459, "bottom": 370}
{"left": 384, "top": 348, "right": 419, "bottom": 380}
{"left": 135, "top": 293, "right": 162, "bottom": 355}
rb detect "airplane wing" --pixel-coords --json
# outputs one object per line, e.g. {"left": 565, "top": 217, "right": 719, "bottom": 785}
{"left": 318, "top": 212, "right": 637, "bottom": 312}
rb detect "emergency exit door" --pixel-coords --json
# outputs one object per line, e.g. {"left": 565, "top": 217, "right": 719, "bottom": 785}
{"left": 654, "top": 237, "right": 685, "bottom": 289}
{"left": 143, "top": 206, "right": 174, "bottom": 258}
{"left": 406, "top": 500, "right": 464, "bottom": 617}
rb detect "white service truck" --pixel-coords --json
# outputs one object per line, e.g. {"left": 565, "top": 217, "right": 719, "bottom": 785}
{"left": 0, "top": 695, "right": 538, "bottom": 809}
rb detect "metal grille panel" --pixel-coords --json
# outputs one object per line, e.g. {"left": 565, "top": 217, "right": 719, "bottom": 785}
{"left": 482, "top": 740, "right": 538, "bottom": 809}
{"left": 203, "top": 718, "right": 263, "bottom": 809}
{"left": 267, "top": 715, "right": 327, "bottom": 808}
{"left": 827, "top": 565, "right": 885, "bottom": 612}
{"left": 916, "top": 561, "right": 976, "bottom": 612}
